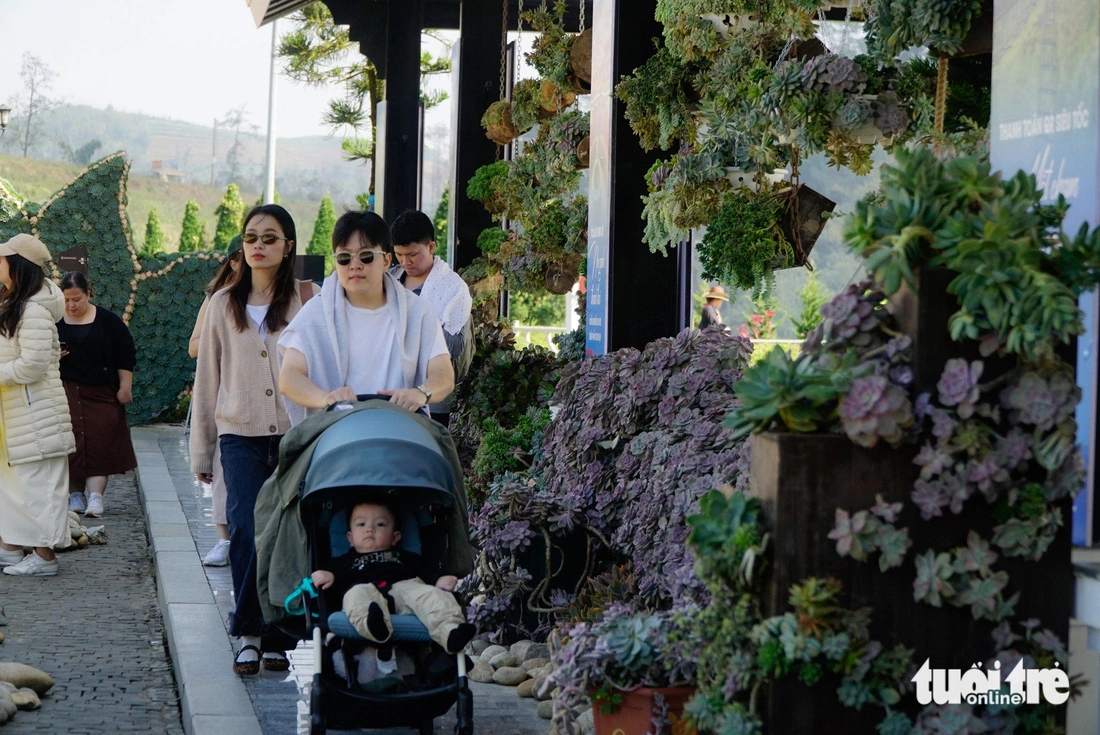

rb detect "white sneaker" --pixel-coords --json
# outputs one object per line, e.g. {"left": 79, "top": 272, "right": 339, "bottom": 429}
{"left": 0, "top": 548, "right": 25, "bottom": 568}
{"left": 203, "top": 539, "right": 231, "bottom": 567}
{"left": 85, "top": 493, "right": 104, "bottom": 518}
{"left": 2, "top": 553, "right": 58, "bottom": 576}
{"left": 68, "top": 493, "right": 87, "bottom": 513}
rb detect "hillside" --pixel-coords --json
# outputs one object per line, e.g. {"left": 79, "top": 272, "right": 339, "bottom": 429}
{"left": 0, "top": 154, "right": 329, "bottom": 254}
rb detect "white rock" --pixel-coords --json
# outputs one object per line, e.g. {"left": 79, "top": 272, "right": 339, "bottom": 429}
{"left": 86, "top": 526, "right": 108, "bottom": 545}
{"left": 520, "top": 657, "right": 549, "bottom": 673}
{"left": 509, "top": 640, "right": 536, "bottom": 660}
{"left": 536, "top": 700, "right": 554, "bottom": 719}
{"left": 516, "top": 678, "right": 537, "bottom": 698}
{"left": 11, "top": 688, "right": 39, "bottom": 710}
{"left": 577, "top": 708, "right": 595, "bottom": 735}
{"left": 0, "top": 689, "right": 15, "bottom": 721}
{"left": 0, "top": 663, "right": 54, "bottom": 694}
{"left": 468, "top": 639, "right": 491, "bottom": 655}
{"left": 469, "top": 662, "right": 495, "bottom": 683}
{"left": 492, "top": 666, "right": 529, "bottom": 686}
{"left": 524, "top": 643, "right": 550, "bottom": 660}
{"left": 488, "top": 652, "right": 518, "bottom": 669}
{"left": 479, "top": 645, "right": 508, "bottom": 662}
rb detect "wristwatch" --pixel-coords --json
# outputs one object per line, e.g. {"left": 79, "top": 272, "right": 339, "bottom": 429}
{"left": 415, "top": 384, "right": 433, "bottom": 402}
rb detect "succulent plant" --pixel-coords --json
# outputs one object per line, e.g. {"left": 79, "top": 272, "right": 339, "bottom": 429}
{"left": 936, "top": 358, "right": 982, "bottom": 419}
{"left": 834, "top": 97, "right": 874, "bottom": 132}
{"left": 823, "top": 55, "right": 868, "bottom": 94}
{"left": 839, "top": 374, "right": 914, "bottom": 447}
{"left": 872, "top": 93, "right": 908, "bottom": 137}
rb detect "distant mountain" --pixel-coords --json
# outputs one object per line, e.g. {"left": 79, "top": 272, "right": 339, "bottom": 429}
{"left": 0, "top": 104, "right": 372, "bottom": 205}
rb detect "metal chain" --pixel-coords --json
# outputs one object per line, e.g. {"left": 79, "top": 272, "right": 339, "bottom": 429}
{"left": 499, "top": 0, "right": 508, "bottom": 102}
{"left": 579, "top": 0, "right": 585, "bottom": 33}
{"left": 516, "top": 0, "right": 525, "bottom": 88}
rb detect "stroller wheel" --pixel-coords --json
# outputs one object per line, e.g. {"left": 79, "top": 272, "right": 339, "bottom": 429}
{"left": 419, "top": 719, "right": 434, "bottom": 735}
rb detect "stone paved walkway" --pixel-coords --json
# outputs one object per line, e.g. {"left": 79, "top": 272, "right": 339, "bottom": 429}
{"left": 149, "top": 424, "right": 549, "bottom": 735}
{"left": 0, "top": 473, "right": 184, "bottom": 735}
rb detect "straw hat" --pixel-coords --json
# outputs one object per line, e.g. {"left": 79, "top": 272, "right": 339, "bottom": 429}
{"left": 703, "top": 285, "right": 729, "bottom": 302}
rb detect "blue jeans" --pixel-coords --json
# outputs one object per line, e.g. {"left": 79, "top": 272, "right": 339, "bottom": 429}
{"left": 220, "top": 434, "right": 296, "bottom": 652}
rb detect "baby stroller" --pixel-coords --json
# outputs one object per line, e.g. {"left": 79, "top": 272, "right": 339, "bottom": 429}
{"left": 278, "top": 402, "right": 475, "bottom": 735}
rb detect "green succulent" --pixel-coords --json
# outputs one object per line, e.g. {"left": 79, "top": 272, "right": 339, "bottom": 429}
{"left": 698, "top": 189, "right": 793, "bottom": 296}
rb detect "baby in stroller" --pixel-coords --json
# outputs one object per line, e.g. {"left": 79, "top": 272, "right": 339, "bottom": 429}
{"left": 311, "top": 498, "right": 476, "bottom": 660}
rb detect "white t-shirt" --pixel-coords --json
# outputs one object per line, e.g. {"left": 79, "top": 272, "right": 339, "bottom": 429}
{"left": 246, "top": 304, "right": 270, "bottom": 340}
{"left": 280, "top": 300, "right": 448, "bottom": 396}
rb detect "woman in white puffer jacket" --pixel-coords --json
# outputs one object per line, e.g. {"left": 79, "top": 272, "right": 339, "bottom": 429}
{"left": 0, "top": 234, "right": 75, "bottom": 577}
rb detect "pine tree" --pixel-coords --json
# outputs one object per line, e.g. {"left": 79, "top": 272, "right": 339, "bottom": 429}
{"left": 142, "top": 208, "right": 166, "bottom": 257}
{"left": 307, "top": 194, "right": 336, "bottom": 274}
{"left": 213, "top": 183, "right": 245, "bottom": 250}
{"left": 178, "top": 200, "right": 203, "bottom": 253}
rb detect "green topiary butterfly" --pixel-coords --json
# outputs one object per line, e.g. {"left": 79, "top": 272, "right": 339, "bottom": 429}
{"left": 0, "top": 152, "right": 226, "bottom": 424}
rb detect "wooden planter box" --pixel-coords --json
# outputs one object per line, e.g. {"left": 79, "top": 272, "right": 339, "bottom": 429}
{"left": 751, "top": 431, "right": 1072, "bottom": 731}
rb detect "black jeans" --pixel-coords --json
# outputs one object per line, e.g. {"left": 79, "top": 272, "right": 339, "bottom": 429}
{"left": 220, "top": 434, "right": 297, "bottom": 653}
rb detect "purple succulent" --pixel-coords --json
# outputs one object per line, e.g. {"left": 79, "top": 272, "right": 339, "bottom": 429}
{"left": 873, "top": 94, "right": 908, "bottom": 138}
{"left": 937, "top": 358, "right": 984, "bottom": 419}
{"left": 1001, "top": 370, "right": 1078, "bottom": 430}
{"left": 824, "top": 55, "right": 867, "bottom": 93}
{"left": 912, "top": 478, "right": 950, "bottom": 520}
{"left": 913, "top": 443, "right": 952, "bottom": 480}
{"left": 839, "top": 374, "right": 914, "bottom": 448}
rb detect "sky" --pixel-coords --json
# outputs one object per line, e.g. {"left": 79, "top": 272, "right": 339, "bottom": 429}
{"left": 0, "top": 0, "right": 354, "bottom": 139}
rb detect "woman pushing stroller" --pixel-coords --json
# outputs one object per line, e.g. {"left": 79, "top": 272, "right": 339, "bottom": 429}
{"left": 311, "top": 498, "right": 475, "bottom": 655}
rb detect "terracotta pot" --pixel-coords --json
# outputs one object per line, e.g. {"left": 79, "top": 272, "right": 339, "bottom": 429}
{"left": 591, "top": 687, "right": 697, "bottom": 735}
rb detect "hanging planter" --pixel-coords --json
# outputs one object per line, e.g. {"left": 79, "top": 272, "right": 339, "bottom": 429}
{"left": 482, "top": 100, "right": 520, "bottom": 145}
{"left": 699, "top": 12, "right": 760, "bottom": 35}
{"left": 569, "top": 28, "right": 593, "bottom": 90}
{"left": 577, "top": 136, "right": 590, "bottom": 169}
{"left": 538, "top": 80, "right": 576, "bottom": 119}
{"left": 544, "top": 253, "right": 584, "bottom": 295}
{"left": 776, "top": 183, "right": 836, "bottom": 261}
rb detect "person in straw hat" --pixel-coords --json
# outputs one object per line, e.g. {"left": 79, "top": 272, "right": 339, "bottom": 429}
{"left": 699, "top": 284, "right": 729, "bottom": 330}
{"left": 0, "top": 234, "right": 75, "bottom": 577}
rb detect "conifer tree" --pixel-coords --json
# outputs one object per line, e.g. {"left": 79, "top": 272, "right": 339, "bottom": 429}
{"left": 307, "top": 194, "right": 336, "bottom": 274}
{"left": 433, "top": 186, "right": 449, "bottom": 262}
{"left": 178, "top": 200, "right": 203, "bottom": 252}
{"left": 213, "top": 183, "right": 245, "bottom": 250}
{"left": 142, "top": 208, "right": 165, "bottom": 257}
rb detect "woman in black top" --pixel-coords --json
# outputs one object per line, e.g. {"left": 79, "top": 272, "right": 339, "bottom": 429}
{"left": 57, "top": 272, "right": 137, "bottom": 518}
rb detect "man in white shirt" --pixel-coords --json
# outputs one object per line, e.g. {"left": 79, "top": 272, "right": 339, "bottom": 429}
{"left": 389, "top": 210, "right": 473, "bottom": 427}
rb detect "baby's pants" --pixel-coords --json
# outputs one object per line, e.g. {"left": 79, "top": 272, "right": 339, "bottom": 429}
{"left": 344, "top": 578, "right": 464, "bottom": 650}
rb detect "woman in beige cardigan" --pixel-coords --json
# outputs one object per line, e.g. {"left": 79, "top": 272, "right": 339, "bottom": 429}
{"left": 0, "top": 234, "right": 75, "bottom": 577}
{"left": 190, "top": 205, "right": 318, "bottom": 674}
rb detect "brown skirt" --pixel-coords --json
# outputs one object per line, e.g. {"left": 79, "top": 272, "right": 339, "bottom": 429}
{"left": 64, "top": 381, "right": 137, "bottom": 478}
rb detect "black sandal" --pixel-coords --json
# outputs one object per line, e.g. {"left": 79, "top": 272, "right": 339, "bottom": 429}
{"left": 262, "top": 651, "right": 290, "bottom": 672}
{"left": 233, "top": 644, "right": 261, "bottom": 676}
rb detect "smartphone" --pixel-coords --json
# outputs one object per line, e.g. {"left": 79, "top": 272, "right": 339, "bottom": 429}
{"left": 59, "top": 341, "right": 67, "bottom": 351}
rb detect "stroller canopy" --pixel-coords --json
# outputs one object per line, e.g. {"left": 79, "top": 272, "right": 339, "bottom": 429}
{"left": 303, "top": 408, "right": 457, "bottom": 506}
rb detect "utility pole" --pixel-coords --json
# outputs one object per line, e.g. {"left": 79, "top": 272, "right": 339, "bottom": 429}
{"left": 210, "top": 116, "right": 217, "bottom": 187}
{"left": 263, "top": 19, "right": 278, "bottom": 205}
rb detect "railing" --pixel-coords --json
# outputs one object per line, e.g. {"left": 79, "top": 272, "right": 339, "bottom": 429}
{"left": 512, "top": 324, "right": 569, "bottom": 351}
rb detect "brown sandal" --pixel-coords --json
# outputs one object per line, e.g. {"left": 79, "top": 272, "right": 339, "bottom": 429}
{"left": 262, "top": 652, "right": 290, "bottom": 672}
{"left": 233, "top": 645, "right": 261, "bottom": 676}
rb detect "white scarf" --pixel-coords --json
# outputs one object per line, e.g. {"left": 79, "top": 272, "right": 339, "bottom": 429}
{"left": 416, "top": 257, "right": 472, "bottom": 334}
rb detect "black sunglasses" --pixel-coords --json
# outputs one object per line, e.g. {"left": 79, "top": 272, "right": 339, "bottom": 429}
{"left": 335, "top": 250, "right": 386, "bottom": 266}
{"left": 242, "top": 233, "right": 290, "bottom": 245}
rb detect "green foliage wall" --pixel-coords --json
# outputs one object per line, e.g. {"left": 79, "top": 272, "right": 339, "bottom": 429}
{"left": 0, "top": 152, "right": 225, "bottom": 425}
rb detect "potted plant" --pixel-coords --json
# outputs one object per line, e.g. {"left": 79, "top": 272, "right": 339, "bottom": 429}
{"left": 482, "top": 100, "right": 520, "bottom": 146}
{"left": 698, "top": 187, "right": 828, "bottom": 298}
{"left": 548, "top": 606, "right": 700, "bottom": 735}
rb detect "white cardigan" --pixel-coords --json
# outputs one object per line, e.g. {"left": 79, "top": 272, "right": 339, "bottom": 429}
{"left": 0, "top": 280, "right": 75, "bottom": 466}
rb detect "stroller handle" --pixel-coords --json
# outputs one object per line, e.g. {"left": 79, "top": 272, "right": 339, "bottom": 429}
{"left": 324, "top": 394, "right": 388, "bottom": 412}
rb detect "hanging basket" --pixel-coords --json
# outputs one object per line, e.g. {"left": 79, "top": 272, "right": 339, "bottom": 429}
{"left": 777, "top": 183, "right": 836, "bottom": 267}
{"left": 569, "top": 29, "right": 593, "bottom": 86}
{"left": 939, "top": 0, "right": 994, "bottom": 58}
{"left": 537, "top": 81, "right": 576, "bottom": 119}
{"left": 483, "top": 100, "right": 520, "bottom": 146}
{"left": 577, "top": 136, "right": 590, "bottom": 169}
{"left": 544, "top": 255, "right": 584, "bottom": 295}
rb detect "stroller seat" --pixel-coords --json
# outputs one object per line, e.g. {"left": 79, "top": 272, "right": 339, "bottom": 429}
{"left": 328, "top": 612, "right": 433, "bottom": 642}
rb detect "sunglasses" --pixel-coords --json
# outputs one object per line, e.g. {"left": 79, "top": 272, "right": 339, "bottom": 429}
{"left": 335, "top": 250, "right": 387, "bottom": 266}
{"left": 242, "top": 233, "right": 290, "bottom": 245}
